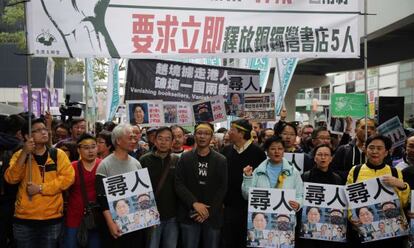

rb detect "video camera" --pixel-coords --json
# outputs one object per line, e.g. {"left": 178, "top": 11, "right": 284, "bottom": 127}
{"left": 59, "top": 94, "right": 82, "bottom": 122}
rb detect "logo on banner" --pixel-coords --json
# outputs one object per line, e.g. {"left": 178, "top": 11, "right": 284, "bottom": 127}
{"left": 36, "top": 30, "right": 56, "bottom": 46}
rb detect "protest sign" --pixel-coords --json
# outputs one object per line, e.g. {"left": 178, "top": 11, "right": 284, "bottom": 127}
{"left": 284, "top": 153, "right": 304, "bottom": 175}
{"left": 300, "top": 183, "right": 348, "bottom": 242}
{"left": 192, "top": 96, "right": 226, "bottom": 124}
{"left": 411, "top": 191, "right": 414, "bottom": 236}
{"left": 126, "top": 100, "right": 164, "bottom": 127}
{"left": 330, "top": 93, "right": 366, "bottom": 118}
{"left": 273, "top": 58, "right": 298, "bottom": 115}
{"left": 247, "top": 188, "right": 296, "bottom": 248}
{"left": 103, "top": 168, "right": 160, "bottom": 234}
{"left": 329, "top": 117, "right": 346, "bottom": 134}
{"left": 243, "top": 93, "right": 276, "bottom": 122}
{"left": 377, "top": 116, "right": 407, "bottom": 149}
{"left": 125, "top": 59, "right": 260, "bottom": 102}
{"left": 163, "top": 102, "right": 193, "bottom": 126}
{"left": 345, "top": 177, "right": 409, "bottom": 243}
{"left": 27, "top": 1, "right": 359, "bottom": 59}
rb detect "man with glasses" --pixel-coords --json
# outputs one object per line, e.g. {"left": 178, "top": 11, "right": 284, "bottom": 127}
{"left": 332, "top": 118, "right": 377, "bottom": 181}
{"left": 221, "top": 119, "right": 266, "bottom": 248}
{"left": 140, "top": 127, "right": 179, "bottom": 248}
{"left": 55, "top": 118, "right": 87, "bottom": 147}
{"left": 65, "top": 133, "right": 102, "bottom": 247}
{"left": 175, "top": 122, "right": 227, "bottom": 248}
{"left": 4, "top": 118, "right": 75, "bottom": 248}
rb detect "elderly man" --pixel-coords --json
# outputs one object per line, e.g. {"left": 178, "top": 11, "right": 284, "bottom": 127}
{"left": 95, "top": 123, "right": 143, "bottom": 248}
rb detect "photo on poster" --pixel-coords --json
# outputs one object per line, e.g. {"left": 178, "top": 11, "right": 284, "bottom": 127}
{"left": 345, "top": 177, "right": 409, "bottom": 243}
{"left": 247, "top": 212, "right": 295, "bottom": 248}
{"left": 329, "top": 117, "right": 346, "bottom": 134}
{"left": 127, "top": 102, "right": 149, "bottom": 125}
{"left": 193, "top": 101, "right": 214, "bottom": 123}
{"left": 163, "top": 104, "right": 178, "bottom": 124}
{"left": 350, "top": 200, "right": 409, "bottom": 242}
{"left": 227, "top": 92, "right": 244, "bottom": 116}
{"left": 300, "top": 207, "right": 347, "bottom": 242}
{"left": 108, "top": 192, "right": 160, "bottom": 233}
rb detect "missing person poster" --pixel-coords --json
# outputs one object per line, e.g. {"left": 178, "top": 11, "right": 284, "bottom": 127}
{"left": 192, "top": 96, "right": 227, "bottom": 124}
{"left": 126, "top": 100, "right": 164, "bottom": 127}
{"left": 163, "top": 102, "right": 193, "bottom": 126}
{"left": 377, "top": 116, "right": 407, "bottom": 149}
{"left": 247, "top": 188, "right": 296, "bottom": 248}
{"left": 300, "top": 183, "right": 348, "bottom": 242}
{"left": 345, "top": 177, "right": 409, "bottom": 243}
{"left": 284, "top": 153, "right": 305, "bottom": 175}
{"left": 243, "top": 93, "right": 276, "bottom": 121}
{"left": 103, "top": 168, "right": 160, "bottom": 234}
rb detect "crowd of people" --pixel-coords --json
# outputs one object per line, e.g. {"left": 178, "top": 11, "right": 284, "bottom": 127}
{"left": 0, "top": 112, "right": 414, "bottom": 248}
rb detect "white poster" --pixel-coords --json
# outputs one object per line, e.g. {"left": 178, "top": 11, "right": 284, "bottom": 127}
{"left": 243, "top": 93, "right": 276, "bottom": 122}
{"left": 300, "top": 183, "right": 348, "bottom": 242}
{"left": 126, "top": 100, "right": 164, "bottom": 127}
{"left": 27, "top": 1, "right": 359, "bottom": 58}
{"left": 284, "top": 153, "right": 304, "bottom": 175}
{"left": 163, "top": 101, "right": 193, "bottom": 126}
{"left": 192, "top": 96, "right": 227, "bottom": 124}
{"left": 345, "top": 177, "right": 409, "bottom": 243}
{"left": 103, "top": 168, "right": 160, "bottom": 234}
{"left": 377, "top": 116, "right": 407, "bottom": 149}
{"left": 247, "top": 188, "right": 296, "bottom": 248}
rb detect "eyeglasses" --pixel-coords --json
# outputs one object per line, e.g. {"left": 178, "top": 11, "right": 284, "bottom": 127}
{"left": 281, "top": 132, "right": 296, "bottom": 137}
{"left": 32, "top": 128, "right": 48, "bottom": 133}
{"left": 316, "top": 136, "right": 331, "bottom": 141}
{"left": 79, "top": 145, "right": 97, "bottom": 150}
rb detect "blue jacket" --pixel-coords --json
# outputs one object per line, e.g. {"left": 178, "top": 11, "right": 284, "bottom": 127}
{"left": 241, "top": 157, "right": 303, "bottom": 208}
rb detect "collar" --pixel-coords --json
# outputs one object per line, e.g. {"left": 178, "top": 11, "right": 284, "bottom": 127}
{"left": 366, "top": 160, "right": 386, "bottom": 170}
{"left": 233, "top": 139, "right": 252, "bottom": 154}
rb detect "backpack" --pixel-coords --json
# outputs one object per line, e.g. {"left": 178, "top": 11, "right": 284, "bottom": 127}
{"left": 352, "top": 163, "right": 398, "bottom": 183}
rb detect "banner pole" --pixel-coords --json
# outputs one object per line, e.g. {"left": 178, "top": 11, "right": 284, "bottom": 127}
{"left": 23, "top": 1, "right": 33, "bottom": 200}
{"left": 364, "top": 0, "right": 369, "bottom": 141}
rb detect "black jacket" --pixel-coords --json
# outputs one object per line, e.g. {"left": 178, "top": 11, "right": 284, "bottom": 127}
{"left": 302, "top": 167, "right": 344, "bottom": 185}
{"left": 175, "top": 149, "right": 227, "bottom": 229}
{"left": 331, "top": 139, "right": 366, "bottom": 181}
{"left": 140, "top": 152, "right": 178, "bottom": 221}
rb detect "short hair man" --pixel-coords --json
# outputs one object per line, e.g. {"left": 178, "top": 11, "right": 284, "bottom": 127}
{"left": 95, "top": 123, "right": 144, "bottom": 246}
{"left": 176, "top": 122, "right": 228, "bottom": 248}
{"left": 221, "top": 119, "right": 266, "bottom": 248}
{"left": 332, "top": 118, "right": 377, "bottom": 180}
{"left": 5, "top": 118, "right": 75, "bottom": 247}
{"left": 140, "top": 127, "right": 180, "bottom": 248}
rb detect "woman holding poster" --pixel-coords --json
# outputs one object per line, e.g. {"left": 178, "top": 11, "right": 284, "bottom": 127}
{"left": 241, "top": 135, "right": 303, "bottom": 215}
{"left": 298, "top": 144, "right": 345, "bottom": 248}
{"left": 346, "top": 135, "right": 410, "bottom": 247}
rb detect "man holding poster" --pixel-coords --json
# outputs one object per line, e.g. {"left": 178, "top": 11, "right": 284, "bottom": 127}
{"left": 346, "top": 135, "right": 410, "bottom": 247}
{"left": 95, "top": 124, "right": 145, "bottom": 247}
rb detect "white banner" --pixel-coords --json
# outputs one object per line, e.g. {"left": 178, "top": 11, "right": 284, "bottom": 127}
{"left": 103, "top": 168, "right": 160, "bottom": 234}
{"left": 27, "top": 1, "right": 359, "bottom": 58}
